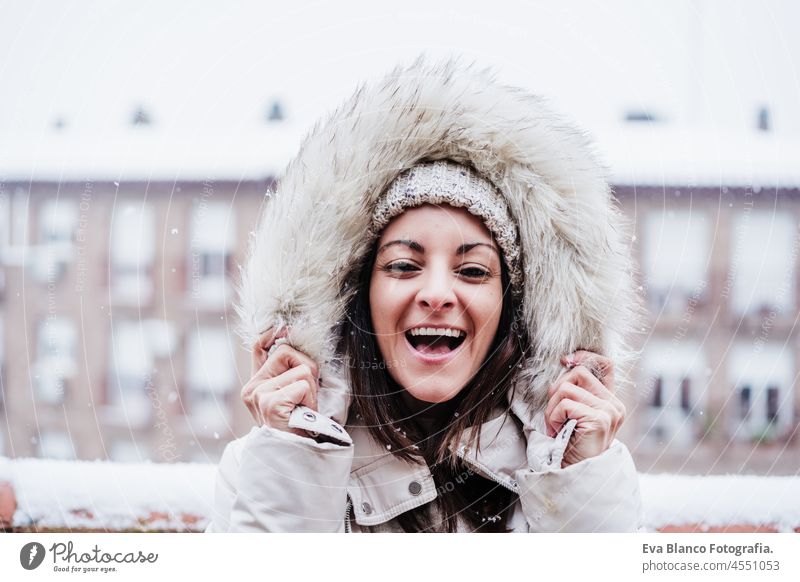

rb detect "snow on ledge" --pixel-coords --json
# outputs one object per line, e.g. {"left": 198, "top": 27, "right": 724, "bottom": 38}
{"left": 639, "top": 473, "right": 800, "bottom": 533}
{"left": 4, "top": 123, "right": 800, "bottom": 189}
{"left": 594, "top": 125, "right": 800, "bottom": 188}
{"left": 3, "top": 457, "right": 215, "bottom": 531}
{"left": 0, "top": 457, "right": 11, "bottom": 481}
{"left": 1, "top": 457, "right": 799, "bottom": 531}
{"left": 0, "top": 125, "right": 306, "bottom": 182}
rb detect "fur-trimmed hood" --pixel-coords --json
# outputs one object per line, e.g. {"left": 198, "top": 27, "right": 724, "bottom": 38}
{"left": 236, "top": 58, "right": 637, "bottom": 418}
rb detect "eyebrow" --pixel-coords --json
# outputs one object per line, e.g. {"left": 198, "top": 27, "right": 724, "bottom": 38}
{"left": 377, "top": 239, "right": 499, "bottom": 256}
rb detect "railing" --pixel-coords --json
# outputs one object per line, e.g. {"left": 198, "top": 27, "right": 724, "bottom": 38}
{"left": 1, "top": 457, "right": 798, "bottom": 532}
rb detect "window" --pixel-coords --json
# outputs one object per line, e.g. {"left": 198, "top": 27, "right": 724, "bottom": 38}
{"left": 766, "top": 386, "right": 779, "bottom": 423}
{"left": 186, "top": 326, "right": 235, "bottom": 429}
{"left": 110, "top": 202, "right": 154, "bottom": 304}
{"left": 739, "top": 385, "right": 752, "bottom": 419}
{"left": 643, "top": 210, "right": 709, "bottom": 314}
{"left": 642, "top": 339, "right": 708, "bottom": 447}
{"left": 109, "top": 440, "right": 144, "bottom": 462}
{"left": 730, "top": 212, "right": 796, "bottom": 316}
{"left": 651, "top": 376, "right": 663, "bottom": 408}
{"left": 107, "top": 321, "right": 153, "bottom": 425}
{"left": 0, "top": 194, "right": 9, "bottom": 247}
{"left": 0, "top": 194, "right": 8, "bottom": 294}
{"left": 37, "top": 431, "right": 76, "bottom": 460}
{"left": 142, "top": 319, "right": 178, "bottom": 359}
{"left": 12, "top": 187, "right": 29, "bottom": 246}
{"left": 729, "top": 343, "right": 793, "bottom": 441}
{"left": 30, "top": 199, "right": 78, "bottom": 282}
{"left": 188, "top": 201, "right": 235, "bottom": 306}
{"left": 39, "top": 199, "right": 77, "bottom": 245}
{"left": 34, "top": 317, "right": 77, "bottom": 404}
{"left": 0, "top": 315, "right": 4, "bottom": 411}
{"left": 680, "top": 377, "right": 691, "bottom": 413}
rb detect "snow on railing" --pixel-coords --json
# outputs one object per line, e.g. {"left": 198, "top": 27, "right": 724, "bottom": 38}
{"left": 1, "top": 457, "right": 798, "bottom": 532}
{"left": 0, "top": 456, "right": 213, "bottom": 532}
{"left": 639, "top": 473, "right": 800, "bottom": 533}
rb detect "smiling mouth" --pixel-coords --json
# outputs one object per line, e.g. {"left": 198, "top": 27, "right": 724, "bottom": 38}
{"left": 405, "top": 329, "right": 467, "bottom": 356}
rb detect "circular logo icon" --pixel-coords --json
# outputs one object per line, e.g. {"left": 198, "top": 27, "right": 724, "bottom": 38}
{"left": 20, "top": 542, "right": 46, "bottom": 570}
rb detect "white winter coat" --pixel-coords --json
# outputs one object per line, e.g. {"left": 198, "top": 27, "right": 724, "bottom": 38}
{"left": 207, "top": 58, "right": 643, "bottom": 533}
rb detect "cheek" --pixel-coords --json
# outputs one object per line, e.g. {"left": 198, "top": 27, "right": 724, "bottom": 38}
{"left": 466, "top": 288, "right": 503, "bottom": 333}
{"left": 369, "top": 275, "right": 400, "bottom": 336}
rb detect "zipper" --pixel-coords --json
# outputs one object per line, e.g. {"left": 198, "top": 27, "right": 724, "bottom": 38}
{"left": 454, "top": 446, "right": 518, "bottom": 494}
{"left": 344, "top": 497, "right": 352, "bottom": 533}
{"left": 452, "top": 419, "right": 578, "bottom": 492}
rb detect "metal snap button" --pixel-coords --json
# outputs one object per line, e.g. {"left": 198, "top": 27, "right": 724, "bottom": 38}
{"left": 361, "top": 502, "right": 372, "bottom": 515}
{"left": 303, "top": 411, "right": 317, "bottom": 422}
{"left": 408, "top": 481, "right": 422, "bottom": 496}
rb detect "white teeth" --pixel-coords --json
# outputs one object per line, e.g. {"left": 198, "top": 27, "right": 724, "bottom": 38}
{"left": 408, "top": 327, "right": 465, "bottom": 338}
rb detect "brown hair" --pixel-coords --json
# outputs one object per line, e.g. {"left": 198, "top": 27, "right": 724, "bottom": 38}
{"left": 338, "top": 237, "right": 530, "bottom": 532}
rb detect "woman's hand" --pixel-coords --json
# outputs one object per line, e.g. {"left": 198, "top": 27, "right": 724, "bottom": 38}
{"left": 544, "top": 350, "right": 626, "bottom": 468}
{"left": 241, "top": 327, "right": 321, "bottom": 434}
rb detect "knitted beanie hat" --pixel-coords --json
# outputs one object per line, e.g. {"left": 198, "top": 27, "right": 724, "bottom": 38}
{"left": 370, "top": 160, "right": 523, "bottom": 294}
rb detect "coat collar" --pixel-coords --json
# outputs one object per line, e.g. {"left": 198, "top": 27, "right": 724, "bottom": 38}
{"left": 345, "top": 410, "right": 535, "bottom": 527}
{"left": 344, "top": 404, "right": 578, "bottom": 528}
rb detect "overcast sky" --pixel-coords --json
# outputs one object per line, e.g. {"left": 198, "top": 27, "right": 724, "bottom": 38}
{"left": 1, "top": 0, "right": 799, "bottom": 139}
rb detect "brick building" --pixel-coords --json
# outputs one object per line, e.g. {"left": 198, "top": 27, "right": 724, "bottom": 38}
{"left": 607, "top": 126, "right": 800, "bottom": 474}
{"left": 1, "top": 124, "right": 799, "bottom": 474}
{"left": 0, "top": 174, "right": 272, "bottom": 463}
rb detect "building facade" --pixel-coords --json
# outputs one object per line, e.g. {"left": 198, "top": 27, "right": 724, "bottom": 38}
{"left": 0, "top": 178, "right": 271, "bottom": 463}
{"left": 616, "top": 182, "right": 800, "bottom": 474}
{"left": 1, "top": 173, "right": 798, "bottom": 474}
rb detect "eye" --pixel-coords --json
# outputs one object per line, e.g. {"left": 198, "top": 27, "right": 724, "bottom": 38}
{"left": 459, "top": 267, "right": 490, "bottom": 279}
{"left": 382, "top": 261, "right": 420, "bottom": 274}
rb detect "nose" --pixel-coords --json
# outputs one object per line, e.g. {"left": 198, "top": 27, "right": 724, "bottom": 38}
{"left": 416, "top": 265, "right": 457, "bottom": 312}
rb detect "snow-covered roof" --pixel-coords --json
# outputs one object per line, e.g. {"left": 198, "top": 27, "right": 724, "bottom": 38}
{"left": 3, "top": 123, "right": 799, "bottom": 188}
{"left": 1, "top": 456, "right": 799, "bottom": 531}
{"left": 596, "top": 125, "right": 800, "bottom": 188}
{"left": 0, "top": 125, "right": 306, "bottom": 182}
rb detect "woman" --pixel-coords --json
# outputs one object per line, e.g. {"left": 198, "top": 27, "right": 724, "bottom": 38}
{"left": 207, "top": 59, "right": 642, "bottom": 532}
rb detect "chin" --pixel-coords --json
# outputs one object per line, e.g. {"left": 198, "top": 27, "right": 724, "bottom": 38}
{"left": 403, "top": 378, "right": 466, "bottom": 404}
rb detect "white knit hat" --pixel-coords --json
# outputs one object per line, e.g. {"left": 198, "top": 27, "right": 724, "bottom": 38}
{"left": 371, "top": 160, "right": 523, "bottom": 294}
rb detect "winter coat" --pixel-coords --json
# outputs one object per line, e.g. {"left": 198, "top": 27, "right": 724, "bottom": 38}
{"left": 206, "top": 58, "right": 643, "bottom": 533}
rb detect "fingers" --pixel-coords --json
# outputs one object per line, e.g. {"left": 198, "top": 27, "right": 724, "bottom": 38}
{"left": 546, "top": 352, "right": 625, "bottom": 439}
{"left": 545, "top": 382, "right": 605, "bottom": 436}
{"left": 242, "top": 360, "right": 318, "bottom": 407}
{"left": 561, "top": 350, "right": 615, "bottom": 391}
{"left": 546, "top": 373, "right": 625, "bottom": 432}
{"left": 279, "top": 380, "right": 317, "bottom": 410}
{"left": 251, "top": 327, "right": 290, "bottom": 376}
{"left": 256, "top": 342, "right": 320, "bottom": 384}
{"left": 548, "top": 364, "right": 613, "bottom": 401}
{"left": 549, "top": 398, "right": 619, "bottom": 465}
{"left": 254, "top": 380, "right": 317, "bottom": 430}
{"left": 545, "top": 383, "right": 625, "bottom": 436}
{"left": 548, "top": 397, "right": 615, "bottom": 438}
{"left": 241, "top": 343, "right": 320, "bottom": 427}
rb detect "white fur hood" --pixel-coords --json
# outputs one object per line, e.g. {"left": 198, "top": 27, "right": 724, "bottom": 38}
{"left": 236, "top": 58, "right": 637, "bottom": 415}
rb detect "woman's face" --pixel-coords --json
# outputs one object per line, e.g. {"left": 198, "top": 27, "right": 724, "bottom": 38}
{"left": 369, "top": 204, "right": 504, "bottom": 403}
